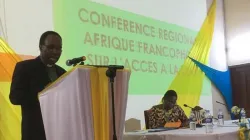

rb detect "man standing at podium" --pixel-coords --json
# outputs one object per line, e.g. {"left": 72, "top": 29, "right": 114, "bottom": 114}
{"left": 9, "top": 31, "right": 66, "bottom": 140}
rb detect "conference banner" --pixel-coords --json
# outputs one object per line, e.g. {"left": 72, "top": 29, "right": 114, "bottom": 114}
{"left": 53, "top": 0, "right": 211, "bottom": 96}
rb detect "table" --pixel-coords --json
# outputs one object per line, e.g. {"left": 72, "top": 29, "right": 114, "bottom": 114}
{"left": 123, "top": 121, "right": 239, "bottom": 140}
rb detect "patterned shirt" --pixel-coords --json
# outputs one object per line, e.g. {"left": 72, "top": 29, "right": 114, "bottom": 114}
{"left": 148, "top": 104, "right": 188, "bottom": 129}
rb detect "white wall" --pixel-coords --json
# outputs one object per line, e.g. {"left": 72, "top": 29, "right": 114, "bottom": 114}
{"left": 224, "top": 0, "right": 250, "bottom": 66}
{"left": 0, "top": 0, "right": 7, "bottom": 39}
{"left": 1, "top": 0, "right": 54, "bottom": 55}
{"left": 92, "top": 0, "right": 207, "bottom": 30}
{"left": 206, "top": 0, "right": 230, "bottom": 119}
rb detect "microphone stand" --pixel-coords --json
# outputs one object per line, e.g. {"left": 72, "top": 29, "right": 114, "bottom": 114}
{"left": 215, "top": 101, "right": 236, "bottom": 120}
{"left": 238, "top": 108, "right": 242, "bottom": 123}
{"left": 106, "top": 67, "right": 118, "bottom": 140}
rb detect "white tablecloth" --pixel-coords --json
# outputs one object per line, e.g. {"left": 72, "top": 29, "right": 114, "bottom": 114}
{"left": 123, "top": 121, "right": 239, "bottom": 140}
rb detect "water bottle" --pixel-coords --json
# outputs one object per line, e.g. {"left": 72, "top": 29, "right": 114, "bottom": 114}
{"left": 217, "top": 109, "right": 224, "bottom": 126}
{"left": 189, "top": 111, "right": 196, "bottom": 130}
{"left": 205, "top": 110, "right": 213, "bottom": 133}
{"left": 189, "top": 111, "right": 195, "bottom": 122}
{"left": 240, "top": 108, "right": 249, "bottom": 129}
{"left": 240, "top": 108, "right": 247, "bottom": 123}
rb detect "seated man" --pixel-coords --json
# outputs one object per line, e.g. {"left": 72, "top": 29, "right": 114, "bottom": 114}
{"left": 148, "top": 90, "right": 188, "bottom": 129}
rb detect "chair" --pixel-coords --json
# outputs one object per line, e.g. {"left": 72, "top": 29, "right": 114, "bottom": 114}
{"left": 144, "top": 110, "right": 151, "bottom": 129}
{"left": 124, "top": 118, "right": 141, "bottom": 132}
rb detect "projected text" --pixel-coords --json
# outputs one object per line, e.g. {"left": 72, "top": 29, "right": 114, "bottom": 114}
{"left": 78, "top": 7, "right": 195, "bottom": 75}
{"left": 79, "top": 8, "right": 194, "bottom": 45}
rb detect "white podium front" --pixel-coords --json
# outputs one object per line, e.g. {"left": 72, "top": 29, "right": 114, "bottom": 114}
{"left": 38, "top": 66, "right": 130, "bottom": 140}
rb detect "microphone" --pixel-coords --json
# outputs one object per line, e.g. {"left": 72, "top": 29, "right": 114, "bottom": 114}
{"left": 216, "top": 101, "right": 227, "bottom": 106}
{"left": 66, "top": 56, "right": 86, "bottom": 66}
{"left": 216, "top": 101, "right": 232, "bottom": 114}
{"left": 183, "top": 104, "right": 193, "bottom": 109}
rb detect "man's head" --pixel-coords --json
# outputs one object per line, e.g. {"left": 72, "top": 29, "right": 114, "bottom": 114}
{"left": 162, "top": 90, "right": 177, "bottom": 110}
{"left": 39, "top": 31, "right": 62, "bottom": 65}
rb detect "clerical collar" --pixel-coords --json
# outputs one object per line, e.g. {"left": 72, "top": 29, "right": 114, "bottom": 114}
{"left": 46, "top": 64, "right": 53, "bottom": 67}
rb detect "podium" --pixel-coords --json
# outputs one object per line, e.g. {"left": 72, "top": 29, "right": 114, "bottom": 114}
{"left": 38, "top": 66, "right": 130, "bottom": 140}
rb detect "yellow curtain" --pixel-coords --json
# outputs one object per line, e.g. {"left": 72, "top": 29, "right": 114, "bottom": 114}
{"left": 90, "top": 67, "right": 110, "bottom": 140}
{"left": 167, "top": 0, "right": 216, "bottom": 115}
{"left": 0, "top": 38, "right": 22, "bottom": 140}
